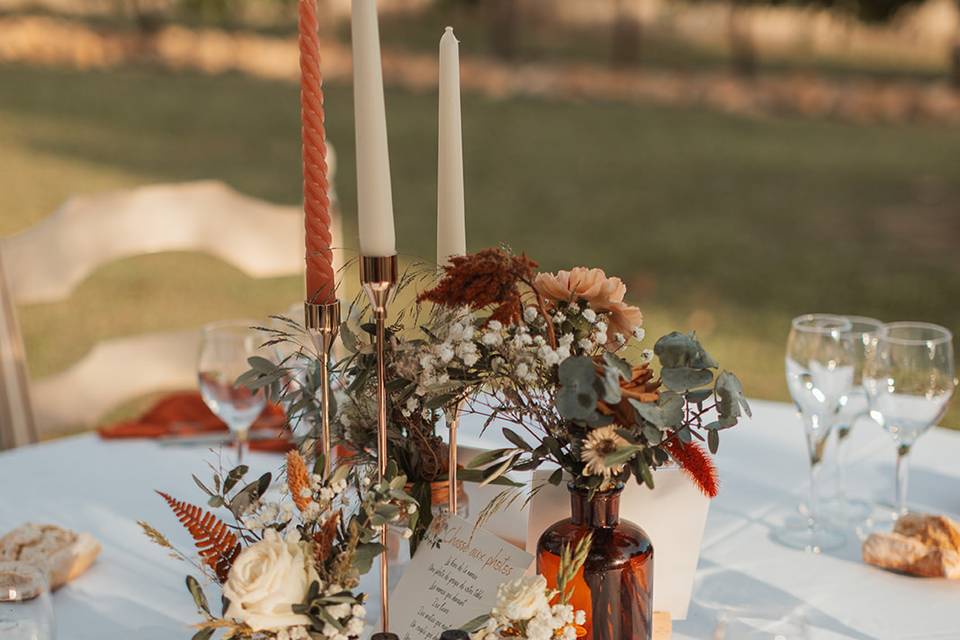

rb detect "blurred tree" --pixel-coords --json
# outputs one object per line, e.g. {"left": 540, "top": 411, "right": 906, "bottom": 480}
{"left": 611, "top": 0, "right": 643, "bottom": 67}
{"left": 487, "top": 0, "right": 520, "bottom": 60}
{"left": 176, "top": 0, "right": 236, "bottom": 24}
{"left": 727, "top": 0, "right": 760, "bottom": 77}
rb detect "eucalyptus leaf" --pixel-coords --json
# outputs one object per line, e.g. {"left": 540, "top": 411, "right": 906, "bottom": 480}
{"left": 185, "top": 575, "right": 209, "bottom": 615}
{"left": 661, "top": 367, "right": 714, "bottom": 393}
{"left": 465, "top": 448, "right": 513, "bottom": 470}
{"left": 716, "top": 371, "right": 750, "bottom": 421}
{"left": 502, "top": 428, "right": 532, "bottom": 451}
{"left": 548, "top": 467, "right": 564, "bottom": 486}
{"left": 654, "top": 332, "right": 718, "bottom": 369}
{"left": 603, "top": 445, "right": 642, "bottom": 467}
{"left": 708, "top": 429, "right": 720, "bottom": 454}
{"left": 556, "top": 356, "right": 600, "bottom": 421}
{"left": 602, "top": 352, "right": 632, "bottom": 380}
{"left": 191, "top": 629, "right": 215, "bottom": 640}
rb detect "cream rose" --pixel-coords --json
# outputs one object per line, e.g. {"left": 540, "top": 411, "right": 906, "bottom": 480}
{"left": 492, "top": 575, "right": 550, "bottom": 622}
{"left": 223, "top": 529, "right": 317, "bottom": 631}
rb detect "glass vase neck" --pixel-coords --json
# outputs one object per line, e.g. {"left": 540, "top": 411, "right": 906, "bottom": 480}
{"left": 569, "top": 484, "right": 622, "bottom": 527}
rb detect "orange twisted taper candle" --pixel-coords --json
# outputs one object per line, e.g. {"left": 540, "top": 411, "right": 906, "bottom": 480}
{"left": 300, "top": 0, "right": 335, "bottom": 304}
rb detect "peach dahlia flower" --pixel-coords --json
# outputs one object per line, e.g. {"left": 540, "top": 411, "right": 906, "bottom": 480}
{"left": 533, "top": 267, "right": 643, "bottom": 340}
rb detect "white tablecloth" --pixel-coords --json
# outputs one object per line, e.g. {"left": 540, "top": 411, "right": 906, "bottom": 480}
{"left": 2, "top": 399, "right": 959, "bottom": 639}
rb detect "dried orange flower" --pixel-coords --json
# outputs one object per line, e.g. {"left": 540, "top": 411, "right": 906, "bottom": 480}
{"left": 286, "top": 450, "right": 312, "bottom": 512}
{"left": 596, "top": 362, "right": 660, "bottom": 425}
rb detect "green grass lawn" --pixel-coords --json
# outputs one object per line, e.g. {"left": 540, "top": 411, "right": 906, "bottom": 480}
{"left": 2, "top": 63, "right": 959, "bottom": 428}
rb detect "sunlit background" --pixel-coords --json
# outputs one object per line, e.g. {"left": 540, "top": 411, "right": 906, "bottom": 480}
{"left": 3, "top": 0, "right": 959, "bottom": 430}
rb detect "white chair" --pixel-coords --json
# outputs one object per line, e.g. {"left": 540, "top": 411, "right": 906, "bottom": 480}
{"left": 0, "top": 177, "right": 343, "bottom": 449}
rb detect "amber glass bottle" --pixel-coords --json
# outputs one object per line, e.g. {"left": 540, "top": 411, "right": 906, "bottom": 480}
{"left": 536, "top": 485, "right": 653, "bottom": 640}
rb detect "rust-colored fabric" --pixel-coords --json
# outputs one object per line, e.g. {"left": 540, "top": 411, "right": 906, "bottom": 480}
{"left": 97, "top": 391, "right": 292, "bottom": 453}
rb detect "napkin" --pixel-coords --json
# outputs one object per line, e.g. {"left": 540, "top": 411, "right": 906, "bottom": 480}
{"left": 97, "top": 391, "right": 293, "bottom": 453}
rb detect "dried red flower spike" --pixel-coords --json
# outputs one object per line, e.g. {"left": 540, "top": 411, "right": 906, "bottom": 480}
{"left": 664, "top": 438, "right": 719, "bottom": 498}
{"left": 418, "top": 248, "right": 538, "bottom": 325}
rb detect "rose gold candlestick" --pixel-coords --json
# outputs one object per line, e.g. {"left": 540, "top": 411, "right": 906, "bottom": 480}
{"left": 360, "top": 254, "right": 398, "bottom": 633}
{"left": 445, "top": 399, "right": 465, "bottom": 514}
{"left": 304, "top": 300, "right": 341, "bottom": 475}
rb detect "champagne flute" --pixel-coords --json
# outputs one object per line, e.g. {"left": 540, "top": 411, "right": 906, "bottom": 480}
{"left": 822, "top": 316, "right": 883, "bottom": 524}
{"left": 198, "top": 320, "right": 268, "bottom": 463}
{"left": 864, "top": 322, "right": 955, "bottom": 522}
{"left": 780, "top": 314, "right": 854, "bottom": 553}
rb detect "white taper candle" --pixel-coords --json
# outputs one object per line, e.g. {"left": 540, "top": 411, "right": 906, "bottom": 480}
{"left": 351, "top": 0, "right": 396, "bottom": 257}
{"left": 437, "top": 26, "right": 466, "bottom": 266}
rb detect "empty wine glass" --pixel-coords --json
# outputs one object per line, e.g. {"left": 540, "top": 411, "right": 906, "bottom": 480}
{"left": 821, "top": 316, "right": 883, "bottom": 524}
{"left": 0, "top": 562, "right": 55, "bottom": 640}
{"left": 780, "top": 314, "right": 854, "bottom": 552}
{"left": 864, "top": 322, "right": 955, "bottom": 522}
{"left": 198, "top": 320, "right": 268, "bottom": 463}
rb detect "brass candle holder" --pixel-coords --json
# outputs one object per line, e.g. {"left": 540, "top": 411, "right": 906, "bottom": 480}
{"left": 304, "top": 300, "right": 341, "bottom": 475}
{"left": 360, "top": 254, "right": 398, "bottom": 633}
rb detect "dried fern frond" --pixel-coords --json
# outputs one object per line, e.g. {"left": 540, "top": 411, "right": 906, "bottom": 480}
{"left": 157, "top": 491, "right": 242, "bottom": 583}
{"left": 286, "top": 450, "right": 313, "bottom": 512}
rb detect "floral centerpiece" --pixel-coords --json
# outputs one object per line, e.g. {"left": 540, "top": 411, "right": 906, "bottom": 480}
{"left": 141, "top": 451, "right": 417, "bottom": 639}
{"left": 414, "top": 248, "right": 750, "bottom": 640}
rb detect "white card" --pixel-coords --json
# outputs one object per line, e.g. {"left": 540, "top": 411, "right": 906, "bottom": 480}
{"left": 388, "top": 513, "right": 533, "bottom": 640}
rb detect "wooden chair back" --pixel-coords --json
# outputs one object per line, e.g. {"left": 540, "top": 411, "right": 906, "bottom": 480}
{"left": 0, "top": 177, "right": 342, "bottom": 448}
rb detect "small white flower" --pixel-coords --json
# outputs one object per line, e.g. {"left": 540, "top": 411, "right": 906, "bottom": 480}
{"left": 574, "top": 610, "right": 586, "bottom": 625}
{"left": 595, "top": 321, "right": 608, "bottom": 335}
{"left": 633, "top": 327, "right": 646, "bottom": 341}
{"left": 488, "top": 320, "right": 503, "bottom": 331}
{"left": 327, "top": 602, "right": 351, "bottom": 619}
{"left": 462, "top": 352, "right": 480, "bottom": 367}
{"left": 640, "top": 348, "right": 653, "bottom": 363}
{"left": 482, "top": 332, "right": 502, "bottom": 346}
{"left": 437, "top": 342, "right": 455, "bottom": 363}
{"left": 524, "top": 306, "right": 539, "bottom": 322}
{"left": 578, "top": 338, "right": 593, "bottom": 351}
{"left": 593, "top": 332, "right": 607, "bottom": 345}
{"left": 614, "top": 332, "right": 626, "bottom": 345}
{"left": 405, "top": 396, "right": 419, "bottom": 412}
{"left": 351, "top": 604, "right": 366, "bottom": 618}
{"left": 553, "top": 312, "right": 566, "bottom": 324}
{"left": 322, "top": 623, "right": 338, "bottom": 637}
{"left": 558, "top": 333, "right": 575, "bottom": 347}
{"left": 347, "top": 617, "right": 364, "bottom": 635}
{"left": 401, "top": 527, "right": 413, "bottom": 539}
{"left": 582, "top": 308, "right": 597, "bottom": 323}
{"left": 515, "top": 362, "right": 529, "bottom": 380}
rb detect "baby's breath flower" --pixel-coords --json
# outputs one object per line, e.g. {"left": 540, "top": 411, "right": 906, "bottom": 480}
{"left": 524, "top": 306, "right": 539, "bottom": 322}
{"left": 582, "top": 308, "right": 597, "bottom": 323}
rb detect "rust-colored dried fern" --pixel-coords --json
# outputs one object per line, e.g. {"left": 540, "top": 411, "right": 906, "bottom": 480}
{"left": 313, "top": 511, "right": 340, "bottom": 569}
{"left": 286, "top": 450, "right": 313, "bottom": 512}
{"left": 156, "top": 491, "right": 241, "bottom": 582}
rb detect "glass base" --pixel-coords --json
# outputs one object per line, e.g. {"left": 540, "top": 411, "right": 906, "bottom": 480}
{"left": 806, "top": 496, "right": 873, "bottom": 526}
{"left": 772, "top": 516, "right": 846, "bottom": 553}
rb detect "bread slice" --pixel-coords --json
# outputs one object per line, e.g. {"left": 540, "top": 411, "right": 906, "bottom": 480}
{"left": 0, "top": 523, "right": 100, "bottom": 589}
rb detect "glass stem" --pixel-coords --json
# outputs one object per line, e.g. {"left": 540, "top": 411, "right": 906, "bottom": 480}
{"left": 834, "top": 424, "right": 851, "bottom": 502}
{"left": 237, "top": 429, "right": 249, "bottom": 465}
{"left": 895, "top": 443, "right": 912, "bottom": 518}
{"left": 804, "top": 414, "right": 829, "bottom": 533}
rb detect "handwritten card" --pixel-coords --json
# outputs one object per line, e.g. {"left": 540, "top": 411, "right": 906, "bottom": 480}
{"left": 389, "top": 513, "right": 533, "bottom": 640}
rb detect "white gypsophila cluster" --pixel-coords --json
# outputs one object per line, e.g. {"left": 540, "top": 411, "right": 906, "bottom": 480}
{"left": 240, "top": 498, "right": 294, "bottom": 531}
{"left": 473, "top": 575, "right": 585, "bottom": 640}
{"left": 395, "top": 313, "right": 480, "bottom": 417}
{"left": 306, "top": 583, "right": 366, "bottom": 640}
{"left": 275, "top": 626, "right": 310, "bottom": 640}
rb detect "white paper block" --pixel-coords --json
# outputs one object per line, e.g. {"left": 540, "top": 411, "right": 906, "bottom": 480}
{"left": 525, "top": 468, "right": 710, "bottom": 620}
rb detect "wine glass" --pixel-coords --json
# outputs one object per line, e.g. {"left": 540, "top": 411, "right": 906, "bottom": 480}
{"left": 198, "top": 320, "right": 268, "bottom": 463}
{"left": 821, "top": 316, "right": 883, "bottom": 524}
{"left": 0, "top": 561, "right": 55, "bottom": 640}
{"left": 780, "top": 314, "right": 854, "bottom": 553}
{"left": 864, "top": 322, "right": 955, "bottom": 522}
